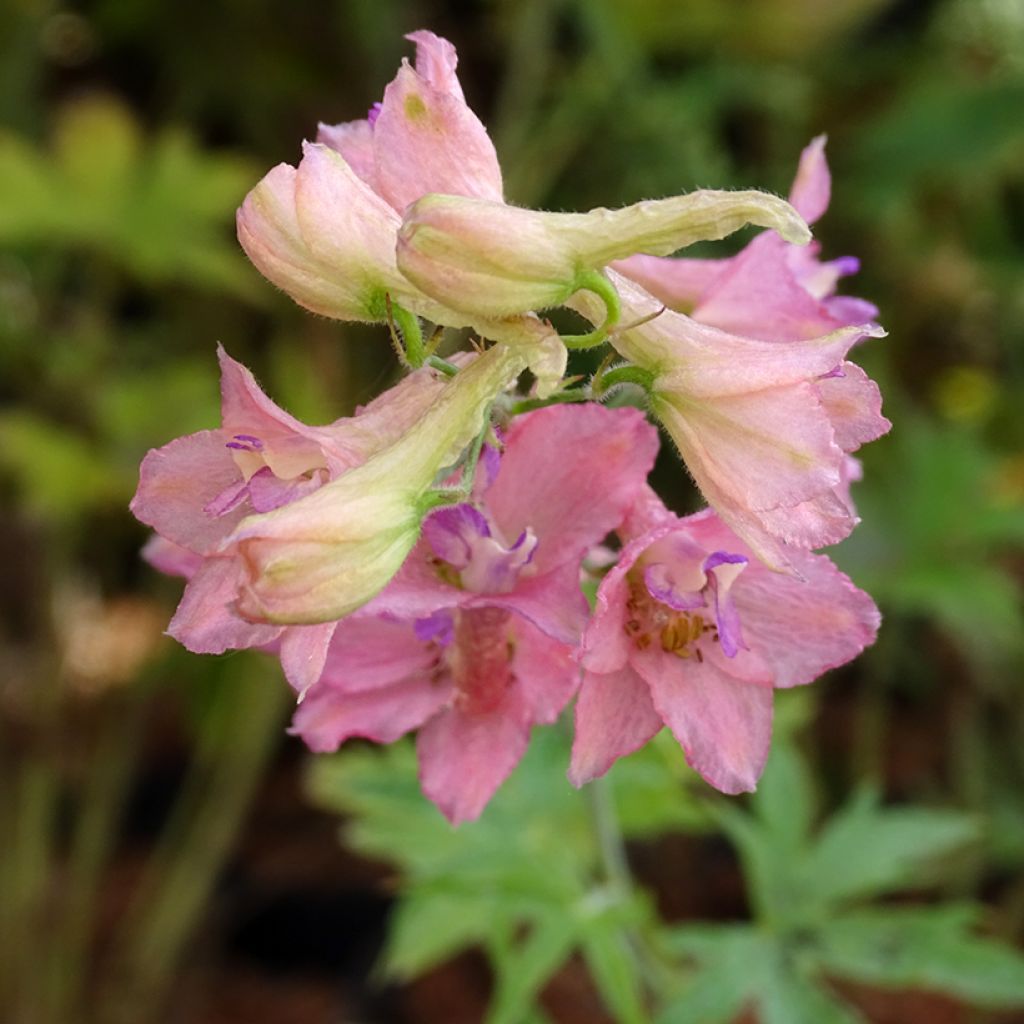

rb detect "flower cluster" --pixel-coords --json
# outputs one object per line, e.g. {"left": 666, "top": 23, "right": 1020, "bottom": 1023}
{"left": 133, "top": 31, "right": 887, "bottom": 823}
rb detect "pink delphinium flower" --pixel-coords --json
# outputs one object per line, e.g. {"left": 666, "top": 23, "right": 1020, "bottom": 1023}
{"left": 570, "top": 488, "right": 880, "bottom": 794}
{"left": 130, "top": 346, "right": 452, "bottom": 694}
{"left": 291, "top": 403, "right": 660, "bottom": 823}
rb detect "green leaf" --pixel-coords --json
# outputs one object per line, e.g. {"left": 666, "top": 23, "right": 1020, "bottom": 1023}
{"left": 758, "top": 959, "right": 865, "bottom": 1024}
{"left": 579, "top": 915, "right": 647, "bottom": 1024}
{"left": 751, "top": 735, "right": 817, "bottom": 856}
{"left": 383, "top": 889, "right": 496, "bottom": 981}
{"left": 656, "top": 926, "right": 763, "bottom": 1024}
{"left": 805, "top": 790, "right": 979, "bottom": 907}
{"left": 486, "top": 913, "right": 577, "bottom": 1024}
{"left": 817, "top": 905, "right": 1024, "bottom": 1008}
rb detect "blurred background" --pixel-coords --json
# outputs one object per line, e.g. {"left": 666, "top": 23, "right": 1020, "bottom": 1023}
{"left": 2, "top": 0, "right": 1024, "bottom": 1021}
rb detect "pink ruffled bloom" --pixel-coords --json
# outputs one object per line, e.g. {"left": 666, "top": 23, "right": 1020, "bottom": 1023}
{"left": 564, "top": 139, "right": 891, "bottom": 569}
{"left": 570, "top": 489, "right": 880, "bottom": 794}
{"left": 291, "top": 404, "right": 660, "bottom": 824}
{"left": 130, "top": 346, "right": 452, "bottom": 695}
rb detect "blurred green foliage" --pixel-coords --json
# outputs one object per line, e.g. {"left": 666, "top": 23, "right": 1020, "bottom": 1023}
{"left": 2, "top": 0, "right": 1024, "bottom": 1021}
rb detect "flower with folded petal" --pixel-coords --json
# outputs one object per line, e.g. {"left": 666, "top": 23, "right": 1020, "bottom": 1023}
{"left": 570, "top": 490, "right": 880, "bottom": 794}
{"left": 132, "top": 345, "right": 458, "bottom": 694}
{"left": 574, "top": 270, "right": 889, "bottom": 568}
{"left": 291, "top": 402, "right": 660, "bottom": 823}
{"left": 220, "top": 340, "right": 528, "bottom": 629}
{"left": 238, "top": 30, "right": 565, "bottom": 391}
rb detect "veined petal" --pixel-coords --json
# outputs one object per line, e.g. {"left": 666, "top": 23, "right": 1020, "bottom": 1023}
{"left": 417, "top": 685, "right": 532, "bottom": 824}
{"left": 373, "top": 59, "right": 503, "bottom": 212}
{"left": 237, "top": 163, "right": 380, "bottom": 322}
{"left": 316, "top": 117, "right": 376, "bottom": 186}
{"left": 131, "top": 430, "right": 246, "bottom": 555}
{"left": 168, "top": 556, "right": 281, "bottom": 654}
{"left": 683, "top": 512, "right": 881, "bottom": 689}
{"left": 509, "top": 617, "right": 579, "bottom": 724}
{"left": 633, "top": 646, "right": 774, "bottom": 794}
{"left": 569, "top": 666, "right": 662, "bottom": 785}
{"left": 279, "top": 621, "right": 337, "bottom": 697}
{"left": 293, "top": 676, "right": 452, "bottom": 751}
{"left": 651, "top": 381, "right": 844, "bottom": 514}
{"left": 485, "top": 403, "right": 659, "bottom": 574}
{"left": 814, "top": 362, "right": 891, "bottom": 453}
{"left": 789, "top": 134, "right": 831, "bottom": 225}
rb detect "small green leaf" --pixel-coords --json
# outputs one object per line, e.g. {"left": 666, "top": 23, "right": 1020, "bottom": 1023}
{"left": 805, "top": 790, "right": 979, "bottom": 907}
{"left": 817, "top": 905, "right": 1024, "bottom": 1008}
{"left": 383, "top": 890, "right": 495, "bottom": 981}
{"left": 579, "top": 916, "right": 647, "bottom": 1024}
{"left": 486, "top": 913, "right": 577, "bottom": 1024}
{"left": 656, "top": 926, "right": 763, "bottom": 1024}
{"left": 758, "top": 959, "right": 865, "bottom": 1024}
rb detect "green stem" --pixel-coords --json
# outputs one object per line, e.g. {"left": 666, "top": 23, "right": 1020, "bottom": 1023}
{"left": 389, "top": 300, "right": 426, "bottom": 368}
{"left": 587, "top": 774, "right": 635, "bottom": 899}
{"left": 562, "top": 270, "right": 621, "bottom": 349}
{"left": 507, "top": 388, "right": 592, "bottom": 415}
{"left": 592, "top": 363, "right": 655, "bottom": 397}
{"left": 427, "top": 354, "right": 460, "bottom": 377}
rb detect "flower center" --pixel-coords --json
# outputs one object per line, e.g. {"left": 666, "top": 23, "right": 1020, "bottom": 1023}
{"left": 623, "top": 576, "right": 718, "bottom": 662}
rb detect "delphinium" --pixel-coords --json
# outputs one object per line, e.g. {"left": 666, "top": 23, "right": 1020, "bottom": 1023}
{"left": 132, "top": 30, "right": 886, "bottom": 825}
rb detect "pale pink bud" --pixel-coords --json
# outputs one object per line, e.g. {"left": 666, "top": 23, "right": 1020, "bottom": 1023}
{"left": 396, "top": 190, "right": 811, "bottom": 318}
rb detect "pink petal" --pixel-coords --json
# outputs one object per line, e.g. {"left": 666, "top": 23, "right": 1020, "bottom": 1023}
{"left": 788, "top": 135, "right": 831, "bottom": 225}
{"left": 236, "top": 163, "right": 373, "bottom": 321}
{"left": 569, "top": 666, "right": 662, "bottom": 785}
{"left": 683, "top": 512, "right": 881, "bottom": 688}
{"left": 815, "top": 361, "right": 891, "bottom": 453}
{"left": 141, "top": 535, "right": 203, "bottom": 578}
{"left": 167, "top": 556, "right": 281, "bottom": 654}
{"left": 509, "top": 618, "right": 579, "bottom": 725}
{"left": 406, "top": 30, "right": 465, "bottom": 100}
{"left": 477, "top": 562, "right": 589, "bottom": 645}
{"left": 279, "top": 621, "right": 337, "bottom": 697}
{"left": 372, "top": 60, "right": 503, "bottom": 212}
{"left": 611, "top": 252, "right": 730, "bottom": 311}
{"left": 693, "top": 233, "right": 844, "bottom": 342}
{"left": 131, "top": 430, "right": 245, "bottom": 555}
{"left": 316, "top": 117, "right": 376, "bottom": 186}
{"left": 292, "top": 676, "right": 452, "bottom": 752}
{"left": 652, "top": 380, "right": 845, "bottom": 514}
{"left": 607, "top": 271, "right": 871, "bottom": 398}
{"left": 217, "top": 346, "right": 345, "bottom": 479}
{"left": 292, "top": 141, "right": 405, "bottom": 294}
{"left": 319, "top": 616, "right": 442, "bottom": 693}
{"left": 417, "top": 685, "right": 532, "bottom": 824}
{"left": 486, "top": 404, "right": 659, "bottom": 574}
{"left": 633, "top": 647, "right": 774, "bottom": 794}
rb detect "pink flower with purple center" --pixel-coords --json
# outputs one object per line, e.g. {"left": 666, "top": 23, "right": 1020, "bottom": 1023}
{"left": 571, "top": 491, "right": 880, "bottom": 795}
{"left": 291, "top": 403, "right": 659, "bottom": 823}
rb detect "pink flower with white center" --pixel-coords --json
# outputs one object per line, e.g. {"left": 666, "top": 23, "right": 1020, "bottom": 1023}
{"left": 570, "top": 489, "right": 880, "bottom": 794}
{"left": 291, "top": 403, "right": 660, "bottom": 824}
{"left": 130, "top": 345, "right": 451, "bottom": 695}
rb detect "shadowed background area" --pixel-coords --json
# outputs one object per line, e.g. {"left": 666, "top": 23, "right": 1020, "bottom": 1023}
{"left": 2, "top": 0, "right": 1024, "bottom": 1021}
